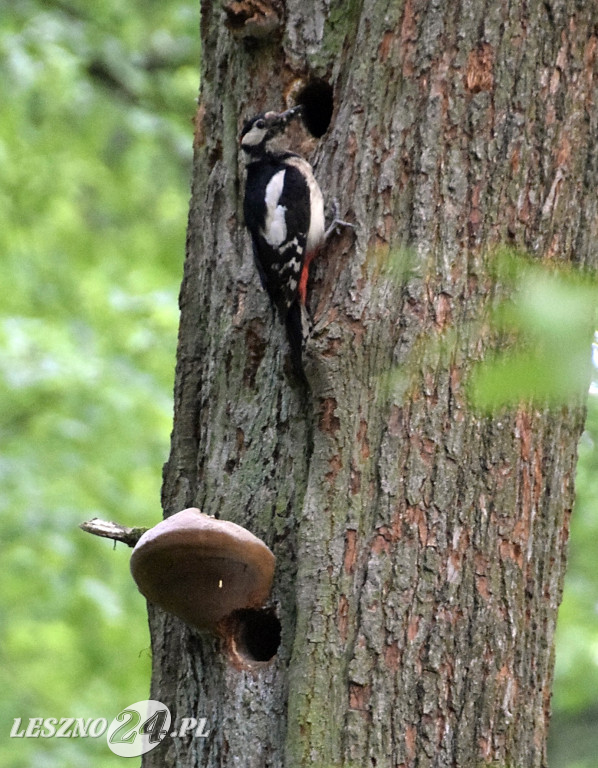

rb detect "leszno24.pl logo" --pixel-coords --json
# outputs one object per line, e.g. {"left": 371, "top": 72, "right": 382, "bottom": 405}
{"left": 10, "top": 700, "right": 210, "bottom": 757}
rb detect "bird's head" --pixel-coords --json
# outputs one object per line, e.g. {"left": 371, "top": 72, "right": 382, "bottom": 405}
{"left": 240, "top": 105, "right": 303, "bottom": 154}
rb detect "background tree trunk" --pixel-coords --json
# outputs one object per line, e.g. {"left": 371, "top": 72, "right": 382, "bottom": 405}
{"left": 147, "top": 1, "right": 598, "bottom": 767}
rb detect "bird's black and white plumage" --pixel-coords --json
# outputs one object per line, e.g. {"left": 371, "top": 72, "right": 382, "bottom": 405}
{"left": 240, "top": 107, "right": 325, "bottom": 377}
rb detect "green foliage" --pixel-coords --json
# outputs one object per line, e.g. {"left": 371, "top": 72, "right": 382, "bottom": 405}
{"left": 0, "top": 2, "right": 197, "bottom": 766}
{"left": 553, "top": 390, "right": 598, "bottom": 714}
{"left": 469, "top": 251, "right": 596, "bottom": 410}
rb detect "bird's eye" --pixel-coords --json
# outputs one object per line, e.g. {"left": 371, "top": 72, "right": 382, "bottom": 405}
{"left": 255, "top": 119, "right": 266, "bottom": 129}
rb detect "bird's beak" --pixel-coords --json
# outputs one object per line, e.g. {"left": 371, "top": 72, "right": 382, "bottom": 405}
{"left": 277, "top": 105, "right": 304, "bottom": 125}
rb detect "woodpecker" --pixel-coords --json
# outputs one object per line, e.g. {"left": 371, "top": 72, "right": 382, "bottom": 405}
{"left": 240, "top": 106, "right": 325, "bottom": 378}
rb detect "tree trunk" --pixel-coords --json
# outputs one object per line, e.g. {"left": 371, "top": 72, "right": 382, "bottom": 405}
{"left": 147, "top": 1, "right": 598, "bottom": 767}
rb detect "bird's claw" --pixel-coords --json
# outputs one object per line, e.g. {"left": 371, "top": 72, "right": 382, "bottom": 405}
{"left": 325, "top": 199, "right": 355, "bottom": 241}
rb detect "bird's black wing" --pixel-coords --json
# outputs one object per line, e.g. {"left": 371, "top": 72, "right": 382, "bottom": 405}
{"left": 244, "top": 160, "right": 311, "bottom": 316}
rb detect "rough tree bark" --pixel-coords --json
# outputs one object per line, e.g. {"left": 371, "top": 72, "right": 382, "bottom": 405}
{"left": 146, "top": 1, "right": 598, "bottom": 767}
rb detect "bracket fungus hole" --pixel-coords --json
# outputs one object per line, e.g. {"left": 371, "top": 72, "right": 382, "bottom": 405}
{"left": 296, "top": 79, "right": 334, "bottom": 138}
{"left": 224, "top": 608, "right": 281, "bottom": 666}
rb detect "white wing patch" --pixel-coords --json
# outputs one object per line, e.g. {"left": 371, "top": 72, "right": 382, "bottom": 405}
{"left": 261, "top": 169, "right": 288, "bottom": 246}
{"left": 285, "top": 156, "right": 325, "bottom": 252}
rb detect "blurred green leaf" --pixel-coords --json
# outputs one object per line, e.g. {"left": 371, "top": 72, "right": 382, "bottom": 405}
{"left": 470, "top": 254, "right": 596, "bottom": 409}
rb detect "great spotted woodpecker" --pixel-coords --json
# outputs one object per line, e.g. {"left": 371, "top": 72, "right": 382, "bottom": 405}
{"left": 240, "top": 106, "right": 325, "bottom": 378}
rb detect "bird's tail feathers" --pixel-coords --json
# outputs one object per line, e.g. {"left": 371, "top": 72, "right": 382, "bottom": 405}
{"left": 285, "top": 301, "right": 312, "bottom": 380}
